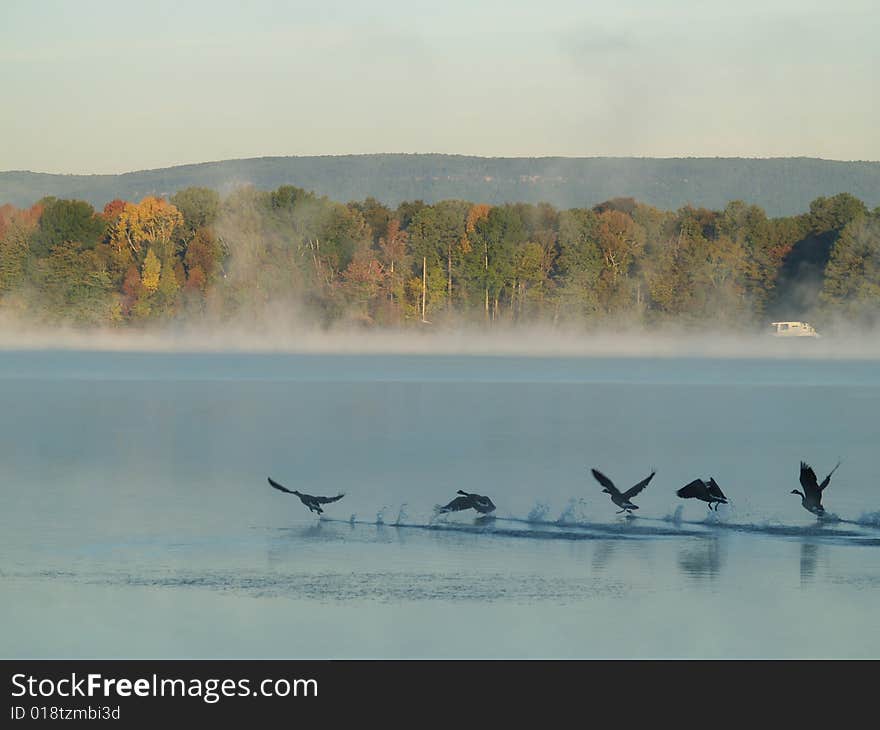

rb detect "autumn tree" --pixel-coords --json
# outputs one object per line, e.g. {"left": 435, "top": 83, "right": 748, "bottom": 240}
{"left": 377, "top": 219, "right": 410, "bottom": 320}
{"left": 154, "top": 264, "right": 180, "bottom": 316}
{"left": 593, "top": 209, "right": 646, "bottom": 313}
{"left": 110, "top": 197, "right": 184, "bottom": 263}
{"left": 183, "top": 228, "right": 222, "bottom": 291}
{"left": 0, "top": 204, "right": 14, "bottom": 240}
{"left": 141, "top": 249, "right": 161, "bottom": 293}
{"left": 102, "top": 199, "right": 127, "bottom": 222}
{"left": 121, "top": 265, "right": 141, "bottom": 315}
{"left": 341, "top": 249, "right": 385, "bottom": 324}
{"left": 6, "top": 185, "right": 878, "bottom": 333}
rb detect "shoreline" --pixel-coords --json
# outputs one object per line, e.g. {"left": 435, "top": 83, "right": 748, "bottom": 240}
{"left": 0, "top": 327, "right": 878, "bottom": 360}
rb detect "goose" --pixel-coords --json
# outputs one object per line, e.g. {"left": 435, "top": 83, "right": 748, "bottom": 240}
{"left": 677, "top": 477, "right": 729, "bottom": 510}
{"left": 436, "top": 490, "right": 496, "bottom": 515}
{"left": 591, "top": 468, "right": 655, "bottom": 514}
{"left": 791, "top": 461, "right": 840, "bottom": 517}
{"left": 267, "top": 477, "right": 345, "bottom": 515}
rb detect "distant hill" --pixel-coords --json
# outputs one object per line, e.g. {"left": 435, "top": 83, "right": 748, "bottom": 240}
{"left": 1, "top": 155, "right": 878, "bottom": 216}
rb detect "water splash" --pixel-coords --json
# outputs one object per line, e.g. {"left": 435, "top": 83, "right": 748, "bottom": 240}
{"left": 557, "top": 498, "right": 589, "bottom": 525}
{"left": 664, "top": 505, "right": 684, "bottom": 525}
{"left": 750, "top": 512, "right": 782, "bottom": 528}
{"left": 856, "top": 511, "right": 880, "bottom": 527}
{"left": 316, "top": 512, "right": 878, "bottom": 545}
{"left": 703, "top": 505, "right": 732, "bottom": 524}
{"left": 393, "top": 504, "right": 409, "bottom": 526}
{"left": 527, "top": 501, "right": 550, "bottom": 523}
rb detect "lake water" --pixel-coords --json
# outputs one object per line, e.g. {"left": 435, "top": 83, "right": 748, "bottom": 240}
{"left": 1, "top": 350, "right": 879, "bottom": 658}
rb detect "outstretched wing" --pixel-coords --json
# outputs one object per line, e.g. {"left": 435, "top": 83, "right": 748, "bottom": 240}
{"left": 707, "top": 478, "right": 727, "bottom": 500}
{"left": 315, "top": 494, "right": 345, "bottom": 504}
{"left": 472, "top": 494, "right": 496, "bottom": 513}
{"left": 268, "top": 476, "right": 297, "bottom": 495}
{"left": 677, "top": 478, "right": 707, "bottom": 499}
{"left": 591, "top": 468, "right": 621, "bottom": 497}
{"left": 819, "top": 461, "right": 841, "bottom": 492}
{"left": 623, "top": 471, "right": 656, "bottom": 500}
{"left": 437, "top": 495, "right": 474, "bottom": 513}
{"left": 799, "top": 462, "right": 820, "bottom": 498}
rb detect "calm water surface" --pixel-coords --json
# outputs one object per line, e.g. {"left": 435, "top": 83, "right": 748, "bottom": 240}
{"left": 1, "top": 351, "right": 879, "bottom": 658}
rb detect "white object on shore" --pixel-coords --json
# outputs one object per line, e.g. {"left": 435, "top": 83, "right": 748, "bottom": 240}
{"left": 769, "top": 321, "right": 820, "bottom": 337}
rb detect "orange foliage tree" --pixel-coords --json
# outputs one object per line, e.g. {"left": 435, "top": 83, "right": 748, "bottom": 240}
{"left": 102, "top": 199, "right": 127, "bottom": 222}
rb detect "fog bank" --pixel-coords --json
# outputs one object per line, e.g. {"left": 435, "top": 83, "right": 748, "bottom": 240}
{"left": 1, "top": 321, "right": 879, "bottom": 360}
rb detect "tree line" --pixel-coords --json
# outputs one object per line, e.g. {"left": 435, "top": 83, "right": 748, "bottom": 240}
{"left": 1, "top": 186, "right": 878, "bottom": 330}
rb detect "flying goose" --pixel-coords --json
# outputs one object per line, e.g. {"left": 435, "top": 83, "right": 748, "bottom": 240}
{"left": 791, "top": 461, "right": 840, "bottom": 517}
{"left": 677, "top": 477, "right": 729, "bottom": 510}
{"left": 267, "top": 477, "right": 345, "bottom": 515}
{"left": 436, "top": 490, "right": 496, "bottom": 515}
{"left": 591, "top": 468, "right": 655, "bottom": 514}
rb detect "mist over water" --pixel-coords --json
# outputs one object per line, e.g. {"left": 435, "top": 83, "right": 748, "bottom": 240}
{"left": 1, "top": 347, "right": 879, "bottom": 658}
{"left": 2, "top": 322, "right": 880, "bottom": 361}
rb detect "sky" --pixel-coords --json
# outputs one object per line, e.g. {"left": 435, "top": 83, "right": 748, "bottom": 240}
{"left": 0, "top": 0, "right": 877, "bottom": 174}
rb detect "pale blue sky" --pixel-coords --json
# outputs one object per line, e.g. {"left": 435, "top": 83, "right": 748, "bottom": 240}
{"left": 1, "top": 0, "right": 877, "bottom": 173}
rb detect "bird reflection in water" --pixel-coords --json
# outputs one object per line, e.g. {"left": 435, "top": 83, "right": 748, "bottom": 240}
{"left": 677, "top": 537, "right": 724, "bottom": 581}
{"left": 591, "top": 541, "right": 618, "bottom": 572}
{"left": 800, "top": 542, "right": 819, "bottom": 584}
{"left": 266, "top": 522, "right": 332, "bottom": 563}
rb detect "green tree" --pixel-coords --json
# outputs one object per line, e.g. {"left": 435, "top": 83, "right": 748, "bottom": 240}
{"left": 154, "top": 264, "right": 181, "bottom": 315}
{"left": 809, "top": 193, "right": 868, "bottom": 234}
{"left": 350, "top": 197, "right": 392, "bottom": 244}
{"left": 554, "top": 208, "right": 602, "bottom": 321}
{"left": 464, "top": 205, "right": 526, "bottom": 321}
{"left": 31, "top": 198, "right": 106, "bottom": 258}
{"left": 819, "top": 212, "right": 880, "bottom": 324}
{"left": 34, "top": 241, "right": 114, "bottom": 324}
{"left": 0, "top": 216, "right": 35, "bottom": 294}
{"left": 407, "top": 200, "right": 469, "bottom": 312}
{"left": 171, "top": 187, "right": 221, "bottom": 235}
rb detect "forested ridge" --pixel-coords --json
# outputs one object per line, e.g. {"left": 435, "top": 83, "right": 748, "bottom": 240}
{"left": 2, "top": 155, "right": 879, "bottom": 217}
{"left": 0, "top": 186, "right": 878, "bottom": 332}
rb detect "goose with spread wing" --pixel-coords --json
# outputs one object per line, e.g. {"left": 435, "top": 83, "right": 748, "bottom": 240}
{"left": 791, "top": 461, "right": 840, "bottom": 517}
{"left": 677, "top": 477, "right": 729, "bottom": 510}
{"left": 591, "top": 468, "right": 655, "bottom": 514}
{"left": 267, "top": 477, "right": 345, "bottom": 515}
{"left": 436, "top": 490, "right": 496, "bottom": 515}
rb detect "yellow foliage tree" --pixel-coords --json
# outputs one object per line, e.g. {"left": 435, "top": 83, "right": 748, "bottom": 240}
{"left": 465, "top": 203, "right": 491, "bottom": 235}
{"left": 110, "top": 197, "right": 183, "bottom": 261}
{"left": 142, "top": 249, "right": 161, "bottom": 292}
{"left": 462, "top": 203, "right": 492, "bottom": 254}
